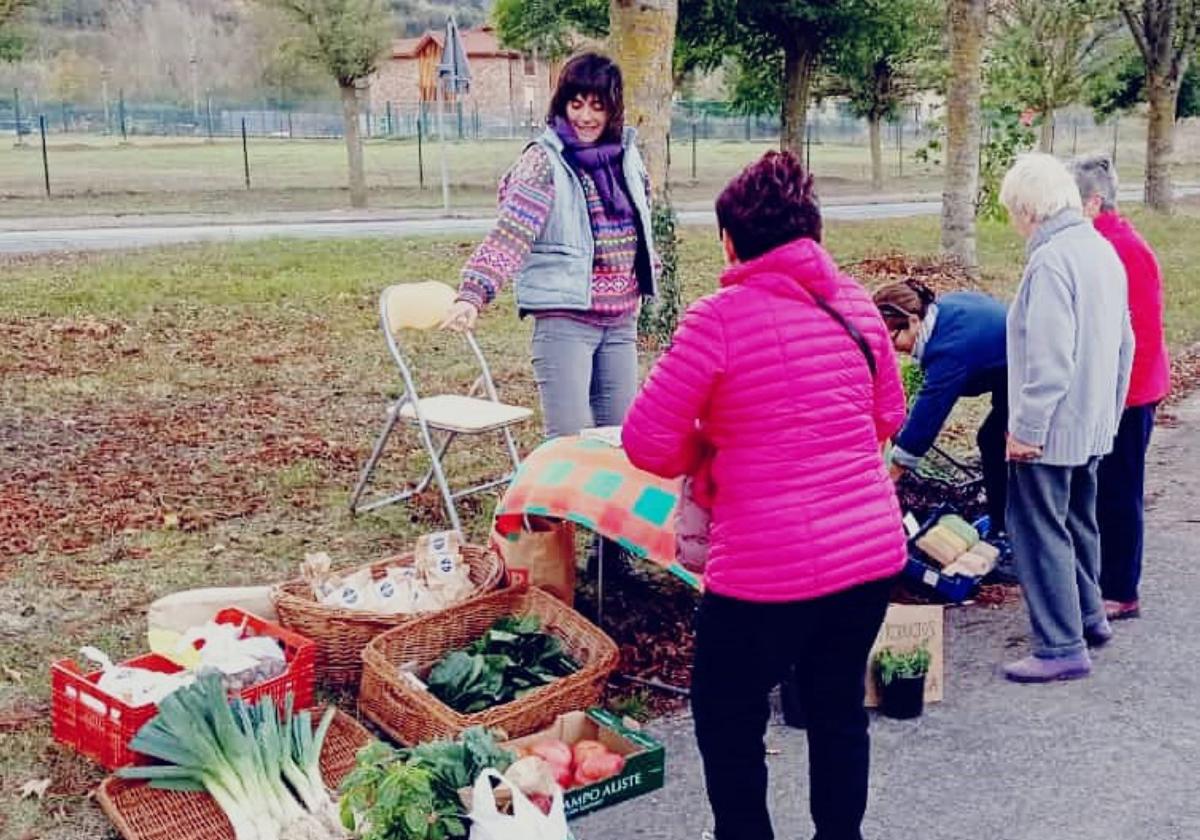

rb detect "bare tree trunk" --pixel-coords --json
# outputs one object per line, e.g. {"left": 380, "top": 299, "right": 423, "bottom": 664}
{"left": 1144, "top": 75, "right": 1177, "bottom": 212}
{"left": 1038, "top": 113, "right": 1054, "bottom": 152}
{"left": 339, "top": 81, "right": 368, "bottom": 209}
{"left": 609, "top": 0, "right": 678, "bottom": 201}
{"left": 869, "top": 113, "right": 884, "bottom": 190}
{"left": 782, "top": 45, "right": 816, "bottom": 159}
{"left": 941, "top": 0, "right": 986, "bottom": 271}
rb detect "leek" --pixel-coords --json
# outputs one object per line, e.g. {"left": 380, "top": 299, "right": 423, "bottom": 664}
{"left": 117, "top": 674, "right": 344, "bottom": 840}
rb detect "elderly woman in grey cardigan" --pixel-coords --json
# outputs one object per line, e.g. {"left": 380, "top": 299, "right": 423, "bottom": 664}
{"left": 999, "top": 153, "right": 1134, "bottom": 684}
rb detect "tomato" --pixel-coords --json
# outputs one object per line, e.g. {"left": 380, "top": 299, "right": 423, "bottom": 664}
{"left": 528, "top": 739, "right": 573, "bottom": 770}
{"left": 571, "top": 739, "right": 608, "bottom": 766}
{"left": 573, "top": 752, "right": 626, "bottom": 786}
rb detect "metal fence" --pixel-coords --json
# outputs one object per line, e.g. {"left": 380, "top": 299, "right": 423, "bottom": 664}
{"left": 0, "top": 91, "right": 926, "bottom": 144}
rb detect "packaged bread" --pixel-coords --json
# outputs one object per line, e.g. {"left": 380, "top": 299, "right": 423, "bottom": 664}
{"left": 301, "top": 552, "right": 339, "bottom": 601}
{"left": 933, "top": 524, "right": 970, "bottom": 555}
{"left": 320, "top": 567, "right": 381, "bottom": 611}
{"left": 955, "top": 548, "right": 997, "bottom": 577}
{"left": 970, "top": 541, "right": 1000, "bottom": 562}
{"left": 937, "top": 514, "right": 980, "bottom": 548}
{"left": 374, "top": 571, "right": 418, "bottom": 614}
{"left": 917, "top": 526, "right": 964, "bottom": 567}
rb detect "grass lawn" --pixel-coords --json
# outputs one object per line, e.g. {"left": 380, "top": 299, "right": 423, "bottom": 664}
{"left": 2, "top": 207, "right": 1198, "bottom": 838}
{"left": 5, "top": 125, "right": 1200, "bottom": 218}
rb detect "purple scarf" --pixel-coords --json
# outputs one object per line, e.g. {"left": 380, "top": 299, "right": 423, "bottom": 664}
{"left": 553, "top": 116, "right": 634, "bottom": 221}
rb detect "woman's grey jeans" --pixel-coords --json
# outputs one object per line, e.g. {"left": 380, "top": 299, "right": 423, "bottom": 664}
{"left": 1007, "top": 458, "right": 1107, "bottom": 658}
{"left": 530, "top": 315, "right": 639, "bottom": 438}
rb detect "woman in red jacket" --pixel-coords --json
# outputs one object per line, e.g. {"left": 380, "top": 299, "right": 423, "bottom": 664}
{"left": 1070, "top": 154, "right": 1171, "bottom": 621}
{"left": 622, "top": 152, "right": 907, "bottom": 840}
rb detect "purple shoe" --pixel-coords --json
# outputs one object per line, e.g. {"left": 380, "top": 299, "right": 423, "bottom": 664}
{"left": 1085, "top": 621, "right": 1114, "bottom": 649}
{"left": 1002, "top": 652, "right": 1092, "bottom": 683}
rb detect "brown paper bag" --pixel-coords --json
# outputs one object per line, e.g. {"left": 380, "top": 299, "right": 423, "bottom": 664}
{"left": 492, "top": 517, "right": 577, "bottom": 605}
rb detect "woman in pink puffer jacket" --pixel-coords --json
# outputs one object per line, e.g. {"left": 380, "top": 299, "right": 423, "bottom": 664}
{"left": 622, "top": 151, "right": 907, "bottom": 840}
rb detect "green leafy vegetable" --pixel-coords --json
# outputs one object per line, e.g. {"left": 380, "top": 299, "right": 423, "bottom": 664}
{"left": 338, "top": 728, "right": 512, "bottom": 840}
{"left": 426, "top": 616, "right": 579, "bottom": 714}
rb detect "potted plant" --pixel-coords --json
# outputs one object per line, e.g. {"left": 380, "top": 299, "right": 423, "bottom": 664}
{"left": 873, "top": 644, "right": 932, "bottom": 720}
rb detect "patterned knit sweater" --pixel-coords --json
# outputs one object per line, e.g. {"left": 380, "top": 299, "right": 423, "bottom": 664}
{"left": 457, "top": 144, "right": 646, "bottom": 326}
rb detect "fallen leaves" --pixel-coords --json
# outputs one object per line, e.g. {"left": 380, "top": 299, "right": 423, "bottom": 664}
{"left": 19, "top": 778, "right": 52, "bottom": 801}
{"left": 847, "top": 252, "right": 984, "bottom": 295}
{"left": 0, "top": 701, "right": 47, "bottom": 733}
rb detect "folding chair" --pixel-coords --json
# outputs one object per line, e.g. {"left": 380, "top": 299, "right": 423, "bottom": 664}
{"left": 349, "top": 281, "right": 534, "bottom": 536}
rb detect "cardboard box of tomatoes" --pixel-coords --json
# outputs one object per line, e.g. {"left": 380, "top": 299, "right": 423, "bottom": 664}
{"left": 501, "top": 708, "right": 666, "bottom": 819}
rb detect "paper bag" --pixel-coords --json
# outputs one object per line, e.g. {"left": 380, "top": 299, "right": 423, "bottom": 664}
{"left": 864, "top": 603, "right": 944, "bottom": 707}
{"left": 492, "top": 517, "right": 576, "bottom": 605}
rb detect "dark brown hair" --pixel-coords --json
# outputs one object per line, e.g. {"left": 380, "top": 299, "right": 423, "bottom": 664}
{"left": 715, "top": 151, "right": 821, "bottom": 261}
{"left": 872, "top": 280, "right": 937, "bottom": 331}
{"left": 547, "top": 53, "right": 624, "bottom": 143}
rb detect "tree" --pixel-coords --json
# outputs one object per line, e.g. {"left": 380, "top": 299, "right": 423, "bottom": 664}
{"left": 492, "top": 0, "right": 608, "bottom": 59}
{"left": 941, "top": 0, "right": 986, "bottom": 270}
{"left": 257, "top": 0, "right": 390, "bottom": 208}
{"left": 828, "top": 0, "right": 937, "bottom": 189}
{"left": 1119, "top": 0, "right": 1199, "bottom": 211}
{"left": 1087, "top": 42, "right": 1200, "bottom": 119}
{"left": 610, "top": 0, "right": 680, "bottom": 343}
{"left": 988, "top": 0, "right": 1119, "bottom": 151}
{"left": 732, "top": 0, "right": 869, "bottom": 158}
{"left": 608, "top": 0, "right": 677, "bottom": 196}
{"left": 0, "top": 0, "right": 33, "bottom": 61}
{"left": 494, "top": 0, "right": 728, "bottom": 84}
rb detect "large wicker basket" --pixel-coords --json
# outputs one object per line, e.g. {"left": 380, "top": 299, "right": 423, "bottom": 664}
{"left": 96, "top": 709, "right": 370, "bottom": 840}
{"left": 271, "top": 545, "right": 504, "bottom": 688}
{"left": 359, "top": 586, "right": 620, "bottom": 745}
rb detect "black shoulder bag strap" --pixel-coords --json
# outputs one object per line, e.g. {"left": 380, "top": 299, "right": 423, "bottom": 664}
{"left": 811, "top": 293, "right": 878, "bottom": 379}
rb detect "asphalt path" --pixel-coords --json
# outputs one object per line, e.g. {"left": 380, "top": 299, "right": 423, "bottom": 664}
{"left": 574, "top": 393, "right": 1200, "bottom": 840}
{"left": 2, "top": 187, "right": 1192, "bottom": 255}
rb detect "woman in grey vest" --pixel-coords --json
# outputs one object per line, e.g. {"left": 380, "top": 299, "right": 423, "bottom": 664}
{"left": 442, "top": 52, "right": 659, "bottom": 441}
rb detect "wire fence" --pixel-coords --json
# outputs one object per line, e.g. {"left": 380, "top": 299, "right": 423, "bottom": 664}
{"left": 2, "top": 89, "right": 1198, "bottom": 206}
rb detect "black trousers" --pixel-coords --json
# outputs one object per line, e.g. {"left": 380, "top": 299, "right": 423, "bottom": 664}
{"left": 977, "top": 386, "right": 1009, "bottom": 533}
{"left": 691, "top": 579, "right": 892, "bottom": 840}
{"left": 1097, "top": 404, "right": 1156, "bottom": 602}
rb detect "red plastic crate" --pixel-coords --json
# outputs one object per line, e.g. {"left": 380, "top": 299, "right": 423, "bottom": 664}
{"left": 51, "top": 607, "right": 316, "bottom": 770}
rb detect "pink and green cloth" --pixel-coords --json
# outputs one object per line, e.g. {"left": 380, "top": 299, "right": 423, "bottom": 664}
{"left": 493, "top": 435, "right": 701, "bottom": 590}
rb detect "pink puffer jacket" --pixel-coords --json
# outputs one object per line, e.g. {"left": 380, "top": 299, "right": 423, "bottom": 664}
{"left": 622, "top": 238, "right": 908, "bottom": 602}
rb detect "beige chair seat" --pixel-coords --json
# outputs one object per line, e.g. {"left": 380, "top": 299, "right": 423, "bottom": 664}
{"left": 398, "top": 394, "right": 533, "bottom": 434}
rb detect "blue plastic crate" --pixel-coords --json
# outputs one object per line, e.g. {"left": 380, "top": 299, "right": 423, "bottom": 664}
{"left": 902, "top": 504, "right": 983, "bottom": 603}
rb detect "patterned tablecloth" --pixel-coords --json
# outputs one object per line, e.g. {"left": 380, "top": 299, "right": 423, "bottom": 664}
{"left": 493, "top": 435, "right": 701, "bottom": 590}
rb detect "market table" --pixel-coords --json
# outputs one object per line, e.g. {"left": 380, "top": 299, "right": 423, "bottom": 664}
{"left": 493, "top": 433, "right": 701, "bottom": 593}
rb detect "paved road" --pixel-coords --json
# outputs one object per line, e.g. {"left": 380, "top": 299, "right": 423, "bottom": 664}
{"left": 2, "top": 187, "right": 1193, "bottom": 255}
{"left": 574, "top": 393, "right": 1200, "bottom": 840}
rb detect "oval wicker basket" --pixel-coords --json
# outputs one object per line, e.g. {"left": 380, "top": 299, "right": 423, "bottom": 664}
{"left": 270, "top": 544, "right": 504, "bottom": 688}
{"left": 97, "top": 710, "right": 370, "bottom": 840}
{"left": 359, "top": 586, "right": 619, "bottom": 745}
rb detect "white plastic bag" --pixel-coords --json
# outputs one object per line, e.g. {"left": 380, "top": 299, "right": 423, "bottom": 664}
{"left": 468, "top": 769, "right": 568, "bottom": 840}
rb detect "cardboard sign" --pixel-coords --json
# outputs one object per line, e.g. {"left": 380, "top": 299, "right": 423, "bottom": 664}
{"left": 864, "top": 603, "right": 944, "bottom": 707}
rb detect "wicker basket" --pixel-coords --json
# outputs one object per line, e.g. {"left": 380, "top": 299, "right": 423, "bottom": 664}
{"left": 96, "top": 709, "right": 370, "bottom": 840}
{"left": 359, "top": 586, "right": 619, "bottom": 745}
{"left": 271, "top": 545, "right": 504, "bottom": 688}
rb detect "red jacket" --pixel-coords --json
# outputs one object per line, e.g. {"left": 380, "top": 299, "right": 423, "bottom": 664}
{"left": 622, "top": 238, "right": 908, "bottom": 603}
{"left": 1094, "top": 211, "right": 1171, "bottom": 407}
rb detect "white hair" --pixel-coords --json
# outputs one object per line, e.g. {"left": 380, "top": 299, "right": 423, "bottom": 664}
{"left": 999, "top": 152, "right": 1083, "bottom": 223}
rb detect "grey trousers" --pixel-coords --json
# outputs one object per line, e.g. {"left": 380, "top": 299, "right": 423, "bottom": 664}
{"left": 530, "top": 315, "right": 639, "bottom": 438}
{"left": 1007, "top": 458, "right": 1107, "bottom": 658}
